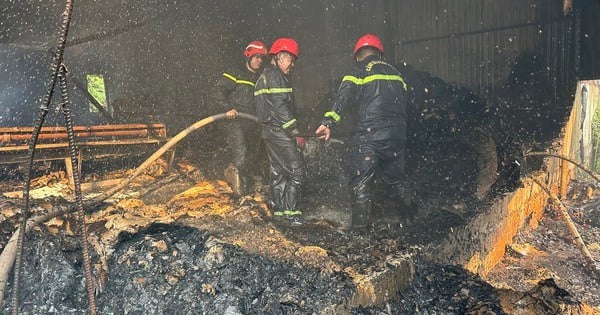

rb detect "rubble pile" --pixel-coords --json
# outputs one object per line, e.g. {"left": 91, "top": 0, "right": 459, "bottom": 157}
{"left": 356, "top": 264, "right": 592, "bottom": 315}
{"left": 98, "top": 224, "right": 353, "bottom": 314}
{"left": 0, "top": 61, "right": 598, "bottom": 312}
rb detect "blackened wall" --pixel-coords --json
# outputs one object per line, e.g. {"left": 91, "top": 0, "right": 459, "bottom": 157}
{"left": 579, "top": 0, "right": 600, "bottom": 80}
{"left": 1, "top": 0, "right": 597, "bottom": 147}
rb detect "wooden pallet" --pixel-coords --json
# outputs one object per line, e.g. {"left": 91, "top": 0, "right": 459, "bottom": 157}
{"left": 0, "top": 123, "right": 173, "bottom": 188}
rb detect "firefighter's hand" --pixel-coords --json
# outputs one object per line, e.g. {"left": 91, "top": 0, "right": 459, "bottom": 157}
{"left": 315, "top": 125, "right": 330, "bottom": 141}
{"left": 226, "top": 109, "right": 238, "bottom": 119}
{"left": 295, "top": 136, "right": 306, "bottom": 151}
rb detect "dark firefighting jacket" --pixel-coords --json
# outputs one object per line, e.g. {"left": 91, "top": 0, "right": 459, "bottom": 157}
{"left": 214, "top": 63, "right": 262, "bottom": 172}
{"left": 214, "top": 63, "right": 260, "bottom": 115}
{"left": 321, "top": 55, "right": 408, "bottom": 142}
{"left": 254, "top": 63, "right": 299, "bottom": 139}
{"left": 254, "top": 63, "right": 303, "bottom": 212}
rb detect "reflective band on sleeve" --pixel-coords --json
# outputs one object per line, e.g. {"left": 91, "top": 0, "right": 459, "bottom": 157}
{"left": 236, "top": 80, "right": 254, "bottom": 86}
{"left": 282, "top": 118, "right": 297, "bottom": 129}
{"left": 223, "top": 73, "right": 237, "bottom": 82}
{"left": 342, "top": 74, "right": 408, "bottom": 91}
{"left": 342, "top": 75, "right": 362, "bottom": 84}
{"left": 223, "top": 73, "right": 255, "bottom": 87}
{"left": 254, "top": 87, "right": 293, "bottom": 96}
{"left": 324, "top": 111, "right": 341, "bottom": 122}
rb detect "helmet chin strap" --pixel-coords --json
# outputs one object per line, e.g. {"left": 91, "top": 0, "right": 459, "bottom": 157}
{"left": 273, "top": 53, "right": 282, "bottom": 69}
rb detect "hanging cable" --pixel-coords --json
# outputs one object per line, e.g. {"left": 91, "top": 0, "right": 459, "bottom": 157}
{"left": 11, "top": 1, "right": 74, "bottom": 314}
{"left": 58, "top": 64, "right": 98, "bottom": 314}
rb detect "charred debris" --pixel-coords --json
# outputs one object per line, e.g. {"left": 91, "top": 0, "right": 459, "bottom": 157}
{"left": 0, "top": 63, "right": 597, "bottom": 314}
{"left": 1, "top": 0, "right": 600, "bottom": 314}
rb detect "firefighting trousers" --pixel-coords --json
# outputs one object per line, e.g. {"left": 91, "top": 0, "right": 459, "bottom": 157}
{"left": 264, "top": 132, "right": 304, "bottom": 212}
{"left": 226, "top": 123, "right": 264, "bottom": 178}
{"left": 348, "top": 139, "right": 409, "bottom": 204}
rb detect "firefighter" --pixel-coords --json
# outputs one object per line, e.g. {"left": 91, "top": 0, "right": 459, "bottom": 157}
{"left": 214, "top": 40, "right": 267, "bottom": 196}
{"left": 315, "top": 34, "right": 413, "bottom": 228}
{"left": 254, "top": 37, "right": 305, "bottom": 222}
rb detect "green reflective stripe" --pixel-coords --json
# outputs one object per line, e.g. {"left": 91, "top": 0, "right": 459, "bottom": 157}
{"left": 223, "top": 73, "right": 255, "bottom": 87}
{"left": 223, "top": 73, "right": 237, "bottom": 82}
{"left": 342, "top": 74, "right": 408, "bottom": 91}
{"left": 282, "top": 118, "right": 297, "bottom": 129}
{"left": 324, "top": 111, "right": 341, "bottom": 123}
{"left": 236, "top": 80, "right": 254, "bottom": 87}
{"left": 273, "top": 210, "right": 302, "bottom": 216}
{"left": 254, "top": 87, "right": 293, "bottom": 96}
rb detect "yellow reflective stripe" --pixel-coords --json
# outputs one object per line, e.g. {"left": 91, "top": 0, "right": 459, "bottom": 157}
{"left": 363, "top": 74, "right": 407, "bottom": 90}
{"left": 342, "top": 75, "right": 362, "bottom": 84}
{"left": 342, "top": 74, "right": 408, "bottom": 91}
{"left": 254, "top": 87, "right": 293, "bottom": 96}
{"left": 282, "top": 118, "right": 297, "bottom": 129}
{"left": 223, "top": 73, "right": 255, "bottom": 87}
{"left": 324, "top": 111, "right": 341, "bottom": 122}
{"left": 273, "top": 210, "right": 302, "bottom": 216}
{"left": 236, "top": 80, "right": 254, "bottom": 87}
{"left": 223, "top": 73, "right": 237, "bottom": 82}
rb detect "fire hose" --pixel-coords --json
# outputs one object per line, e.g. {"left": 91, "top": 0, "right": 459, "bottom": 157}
{"left": 85, "top": 112, "right": 258, "bottom": 206}
{"left": 0, "top": 112, "right": 259, "bottom": 310}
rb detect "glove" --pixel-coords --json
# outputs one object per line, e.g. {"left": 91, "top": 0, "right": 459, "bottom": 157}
{"left": 226, "top": 109, "right": 238, "bottom": 119}
{"left": 315, "top": 124, "right": 330, "bottom": 141}
{"left": 295, "top": 136, "right": 306, "bottom": 151}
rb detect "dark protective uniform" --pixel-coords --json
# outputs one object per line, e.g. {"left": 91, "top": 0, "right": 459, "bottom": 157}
{"left": 214, "top": 63, "right": 264, "bottom": 192}
{"left": 254, "top": 63, "right": 304, "bottom": 212}
{"left": 321, "top": 55, "right": 410, "bottom": 221}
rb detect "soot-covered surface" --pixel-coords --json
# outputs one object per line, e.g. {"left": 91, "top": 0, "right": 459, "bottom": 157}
{"left": 355, "top": 262, "right": 592, "bottom": 315}
{"left": 98, "top": 224, "right": 353, "bottom": 314}
{"left": 6, "top": 222, "right": 594, "bottom": 314}
{"left": 0, "top": 61, "right": 591, "bottom": 313}
{"left": 0, "top": 162, "right": 405, "bottom": 314}
{"left": 354, "top": 263, "right": 505, "bottom": 314}
{"left": 0, "top": 227, "right": 90, "bottom": 313}
{"left": 3, "top": 224, "right": 354, "bottom": 314}
{"left": 0, "top": 163, "right": 598, "bottom": 314}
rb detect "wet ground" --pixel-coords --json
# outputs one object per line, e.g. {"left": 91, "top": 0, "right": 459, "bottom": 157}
{"left": 0, "top": 159, "right": 599, "bottom": 314}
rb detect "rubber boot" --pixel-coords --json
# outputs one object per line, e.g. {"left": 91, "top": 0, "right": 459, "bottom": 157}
{"left": 352, "top": 201, "right": 372, "bottom": 229}
{"left": 224, "top": 165, "right": 243, "bottom": 197}
{"left": 395, "top": 189, "right": 417, "bottom": 221}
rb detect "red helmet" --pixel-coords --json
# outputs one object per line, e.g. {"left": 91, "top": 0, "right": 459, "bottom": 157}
{"left": 269, "top": 38, "right": 299, "bottom": 59}
{"left": 243, "top": 40, "right": 267, "bottom": 58}
{"left": 353, "top": 33, "right": 384, "bottom": 56}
